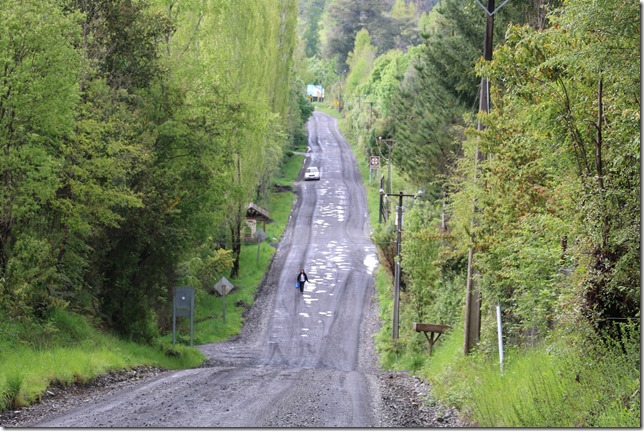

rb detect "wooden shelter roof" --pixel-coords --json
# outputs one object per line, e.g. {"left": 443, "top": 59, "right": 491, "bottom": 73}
{"left": 246, "top": 203, "right": 273, "bottom": 223}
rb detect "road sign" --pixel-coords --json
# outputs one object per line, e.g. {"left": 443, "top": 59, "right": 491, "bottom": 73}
{"left": 369, "top": 156, "right": 380, "bottom": 183}
{"left": 369, "top": 156, "right": 380, "bottom": 168}
{"left": 214, "top": 276, "right": 234, "bottom": 296}
{"left": 173, "top": 286, "right": 194, "bottom": 346}
{"left": 214, "top": 276, "right": 235, "bottom": 324}
{"left": 253, "top": 228, "right": 267, "bottom": 242}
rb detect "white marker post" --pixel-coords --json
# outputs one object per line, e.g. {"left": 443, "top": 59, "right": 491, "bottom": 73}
{"left": 496, "top": 304, "right": 504, "bottom": 374}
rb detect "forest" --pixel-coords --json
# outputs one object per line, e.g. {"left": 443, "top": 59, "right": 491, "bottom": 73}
{"left": 0, "top": 0, "right": 639, "bottom": 426}
{"left": 299, "top": 0, "right": 639, "bottom": 426}
{"left": 0, "top": 0, "right": 309, "bottom": 341}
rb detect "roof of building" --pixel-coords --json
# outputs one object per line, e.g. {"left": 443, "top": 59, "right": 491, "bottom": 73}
{"left": 246, "top": 203, "right": 273, "bottom": 223}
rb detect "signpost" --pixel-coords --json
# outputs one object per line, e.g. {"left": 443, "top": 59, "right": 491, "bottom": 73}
{"left": 213, "top": 276, "right": 235, "bottom": 324}
{"left": 173, "top": 286, "right": 194, "bottom": 346}
{"left": 369, "top": 156, "right": 380, "bottom": 182}
{"left": 253, "top": 228, "right": 267, "bottom": 266}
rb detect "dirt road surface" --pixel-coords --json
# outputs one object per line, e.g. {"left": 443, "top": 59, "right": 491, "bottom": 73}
{"left": 2, "top": 111, "right": 467, "bottom": 428}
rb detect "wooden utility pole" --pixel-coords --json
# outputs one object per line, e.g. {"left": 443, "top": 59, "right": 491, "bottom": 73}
{"left": 464, "top": 0, "right": 506, "bottom": 355}
{"left": 378, "top": 137, "right": 395, "bottom": 221}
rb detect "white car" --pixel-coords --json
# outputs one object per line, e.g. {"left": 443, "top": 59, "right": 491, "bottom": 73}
{"left": 304, "top": 166, "right": 320, "bottom": 181}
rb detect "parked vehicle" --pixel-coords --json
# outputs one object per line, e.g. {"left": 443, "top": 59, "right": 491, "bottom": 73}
{"left": 304, "top": 166, "right": 320, "bottom": 181}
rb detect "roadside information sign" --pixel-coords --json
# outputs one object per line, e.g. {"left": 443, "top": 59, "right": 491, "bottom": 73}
{"left": 369, "top": 156, "right": 380, "bottom": 182}
{"left": 173, "top": 286, "right": 194, "bottom": 346}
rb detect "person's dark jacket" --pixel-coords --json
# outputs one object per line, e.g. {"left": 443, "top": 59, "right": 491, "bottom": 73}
{"left": 296, "top": 271, "right": 308, "bottom": 285}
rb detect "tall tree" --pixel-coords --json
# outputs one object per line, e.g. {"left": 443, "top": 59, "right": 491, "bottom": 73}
{"left": 300, "top": 0, "right": 327, "bottom": 57}
{"left": 0, "top": 0, "right": 82, "bottom": 314}
{"left": 76, "top": 0, "right": 186, "bottom": 339}
{"left": 323, "top": 0, "right": 392, "bottom": 68}
{"left": 389, "top": 41, "right": 464, "bottom": 196}
{"left": 345, "top": 29, "right": 377, "bottom": 97}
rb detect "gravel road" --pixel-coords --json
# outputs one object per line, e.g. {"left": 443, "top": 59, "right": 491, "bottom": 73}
{"left": 0, "top": 112, "right": 470, "bottom": 428}
{"left": 1, "top": 294, "right": 467, "bottom": 428}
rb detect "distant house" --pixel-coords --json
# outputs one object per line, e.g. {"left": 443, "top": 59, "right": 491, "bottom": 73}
{"left": 306, "top": 84, "right": 325, "bottom": 102}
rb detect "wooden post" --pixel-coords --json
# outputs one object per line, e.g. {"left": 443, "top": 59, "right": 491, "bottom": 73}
{"left": 414, "top": 322, "right": 451, "bottom": 356}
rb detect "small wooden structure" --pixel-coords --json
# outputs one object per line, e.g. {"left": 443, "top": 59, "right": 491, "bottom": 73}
{"left": 244, "top": 203, "right": 273, "bottom": 242}
{"left": 413, "top": 322, "right": 451, "bottom": 356}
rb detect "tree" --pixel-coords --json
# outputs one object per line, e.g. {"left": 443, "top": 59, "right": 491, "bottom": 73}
{"left": 384, "top": 0, "right": 423, "bottom": 51}
{"left": 448, "top": 0, "right": 640, "bottom": 343}
{"left": 0, "top": 0, "right": 83, "bottom": 315}
{"left": 389, "top": 41, "right": 464, "bottom": 197}
{"left": 300, "top": 0, "right": 327, "bottom": 57}
{"left": 322, "top": 0, "right": 392, "bottom": 68}
{"left": 345, "top": 29, "right": 377, "bottom": 97}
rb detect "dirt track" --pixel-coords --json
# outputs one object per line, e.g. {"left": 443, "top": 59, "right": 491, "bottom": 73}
{"left": 1, "top": 111, "right": 467, "bottom": 428}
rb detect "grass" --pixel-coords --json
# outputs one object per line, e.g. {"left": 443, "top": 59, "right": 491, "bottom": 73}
{"left": 425, "top": 335, "right": 641, "bottom": 427}
{"left": 313, "top": 103, "right": 341, "bottom": 119}
{"left": 0, "top": 309, "right": 204, "bottom": 410}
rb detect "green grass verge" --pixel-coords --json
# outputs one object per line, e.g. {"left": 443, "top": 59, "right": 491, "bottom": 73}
{"left": 421, "top": 332, "right": 640, "bottom": 427}
{"left": 313, "top": 103, "right": 341, "bottom": 119}
{"left": 0, "top": 309, "right": 204, "bottom": 410}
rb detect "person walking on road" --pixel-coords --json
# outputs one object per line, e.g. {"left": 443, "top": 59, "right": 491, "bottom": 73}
{"left": 296, "top": 268, "right": 308, "bottom": 293}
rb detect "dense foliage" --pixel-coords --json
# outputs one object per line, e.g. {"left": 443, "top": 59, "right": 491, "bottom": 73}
{"left": 0, "top": 0, "right": 639, "bottom": 425}
{"left": 332, "top": 0, "right": 638, "bottom": 403}
{"left": 323, "top": 0, "right": 638, "bottom": 425}
{"left": 318, "top": 0, "right": 436, "bottom": 69}
{"left": 0, "top": 0, "right": 307, "bottom": 341}
{"left": 338, "top": 0, "right": 639, "bottom": 347}
{"left": 450, "top": 0, "right": 640, "bottom": 345}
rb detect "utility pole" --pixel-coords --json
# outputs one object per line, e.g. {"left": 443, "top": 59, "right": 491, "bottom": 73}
{"left": 381, "top": 190, "right": 416, "bottom": 340}
{"left": 464, "top": 0, "right": 509, "bottom": 356}
{"left": 378, "top": 137, "right": 395, "bottom": 194}
{"left": 387, "top": 141, "right": 393, "bottom": 195}
{"left": 379, "top": 176, "right": 385, "bottom": 223}
{"left": 378, "top": 137, "right": 395, "bottom": 222}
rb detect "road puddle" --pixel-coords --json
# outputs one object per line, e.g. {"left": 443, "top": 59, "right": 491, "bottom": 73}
{"left": 364, "top": 252, "right": 378, "bottom": 274}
